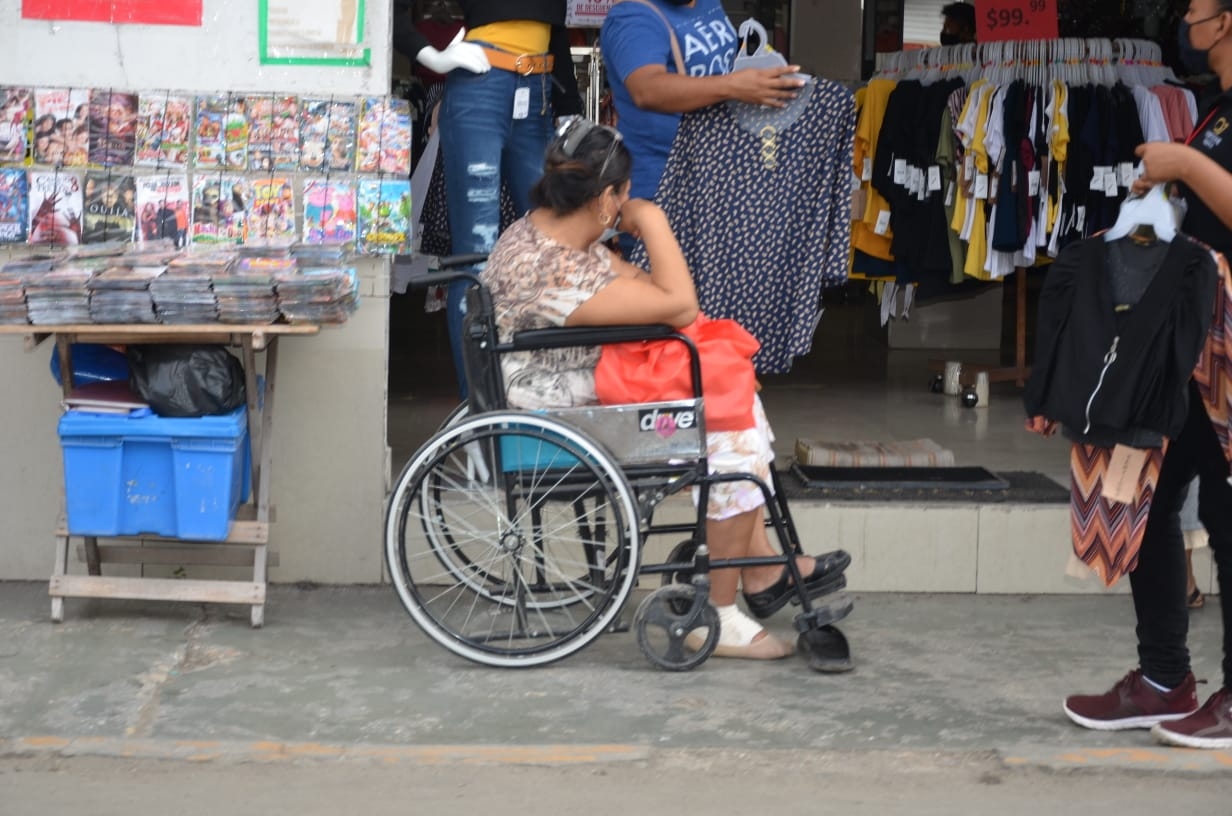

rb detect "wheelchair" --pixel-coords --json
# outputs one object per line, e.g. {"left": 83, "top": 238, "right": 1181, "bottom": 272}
{"left": 386, "top": 255, "right": 853, "bottom": 671}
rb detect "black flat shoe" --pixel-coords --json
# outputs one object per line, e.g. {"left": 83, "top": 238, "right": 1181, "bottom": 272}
{"left": 742, "top": 549, "right": 851, "bottom": 620}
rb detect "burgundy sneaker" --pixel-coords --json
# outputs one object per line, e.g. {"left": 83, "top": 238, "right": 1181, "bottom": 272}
{"left": 1063, "top": 669, "right": 1198, "bottom": 731}
{"left": 1151, "top": 687, "right": 1232, "bottom": 749}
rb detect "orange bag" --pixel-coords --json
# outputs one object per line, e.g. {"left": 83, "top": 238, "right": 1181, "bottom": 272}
{"left": 594, "top": 314, "right": 760, "bottom": 432}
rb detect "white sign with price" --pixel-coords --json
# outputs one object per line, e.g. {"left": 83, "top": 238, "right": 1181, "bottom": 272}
{"left": 567, "top": 0, "right": 616, "bottom": 27}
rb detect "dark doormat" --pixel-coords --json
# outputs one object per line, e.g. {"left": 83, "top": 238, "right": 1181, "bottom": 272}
{"left": 785, "top": 465, "right": 1068, "bottom": 504}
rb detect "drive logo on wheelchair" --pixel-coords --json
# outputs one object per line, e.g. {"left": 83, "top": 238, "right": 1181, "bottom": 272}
{"left": 639, "top": 406, "right": 697, "bottom": 437}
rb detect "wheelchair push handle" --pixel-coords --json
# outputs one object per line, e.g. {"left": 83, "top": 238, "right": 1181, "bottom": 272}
{"left": 392, "top": 253, "right": 490, "bottom": 290}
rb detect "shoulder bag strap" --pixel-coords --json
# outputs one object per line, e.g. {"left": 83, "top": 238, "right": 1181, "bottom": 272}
{"left": 612, "top": 0, "right": 687, "bottom": 76}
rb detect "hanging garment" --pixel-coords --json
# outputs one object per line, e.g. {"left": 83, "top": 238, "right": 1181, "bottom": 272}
{"left": 1024, "top": 234, "right": 1218, "bottom": 446}
{"left": 642, "top": 78, "right": 856, "bottom": 373}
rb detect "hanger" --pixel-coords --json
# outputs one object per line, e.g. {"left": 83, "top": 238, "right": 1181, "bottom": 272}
{"left": 1104, "top": 184, "right": 1177, "bottom": 243}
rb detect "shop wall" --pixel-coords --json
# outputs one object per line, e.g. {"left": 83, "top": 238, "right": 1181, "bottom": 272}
{"left": 0, "top": 0, "right": 393, "bottom": 96}
{"left": 791, "top": 0, "right": 862, "bottom": 84}
{"left": 0, "top": 1, "right": 394, "bottom": 583}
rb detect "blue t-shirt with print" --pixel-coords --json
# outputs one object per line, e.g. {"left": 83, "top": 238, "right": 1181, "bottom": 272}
{"left": 601, "top": 0, "right": 738, "bottom": 200}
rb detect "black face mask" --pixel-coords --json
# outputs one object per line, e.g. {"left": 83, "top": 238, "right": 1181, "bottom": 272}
{"left": 939, "top": 32, "right": 963, "bottom": 46}
{"left": 1177, "top": 13, "right": 1225, "bottom": 75}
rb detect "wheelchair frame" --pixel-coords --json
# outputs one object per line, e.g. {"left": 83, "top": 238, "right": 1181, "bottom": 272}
{"left": 386, "top": 255, "right": 852, "bottom": 670}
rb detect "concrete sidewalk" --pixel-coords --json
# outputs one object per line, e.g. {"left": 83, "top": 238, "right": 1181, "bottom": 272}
{"left": 1, "top": 581, "right": 1229, "bottom": 774}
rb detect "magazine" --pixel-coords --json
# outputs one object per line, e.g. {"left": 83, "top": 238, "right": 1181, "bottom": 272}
{"left": 28, "top": 169, "right": 83, "bottom": 245}
{"left": 82, "top": 170, "right": 136, "bottom": 244}
{"left": 247, "top": 176, "right": 296, "bottom": 242}
{"left": 356, "top": 97, "right": 411, "bottom": 175}
{"left": 87, "top": 89, "right": 138, "bottom": 167}
{"left": 191, "top": 174, "right": 251, "bottom": 245}
{"left": 0, "top": 87, "right": 32, "bottom": 166}
{"left": 0, "top": 168, "right": 28, "bottom": 243}
{"left": 357, "top": 178, "right": 410, "bottom": 253}
{"left": 135, "top": 173, "right": 190, "bottom": 247}
{"left": 33, "top": 88, "right": 90, "bottom": 166}
{"left": 302, "top": 177, "right": 357, "bottom": 245}
{"left": 299, "top": 98, "right": 356, "bottom": 173}
{"left": 135, "top": 93, "right": 191, "bottom": 168}
{"left": 246, "top": 94, "right": 299, "bottom": 171}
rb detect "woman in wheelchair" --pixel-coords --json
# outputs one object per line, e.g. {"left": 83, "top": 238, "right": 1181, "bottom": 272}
{"left": 479, "top": 119, "right": 849, "bottom": 660}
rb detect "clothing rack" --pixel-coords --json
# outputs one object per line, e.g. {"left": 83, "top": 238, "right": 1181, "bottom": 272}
{"left": 875, "top": 37, "right": 1179, "bottom": 395}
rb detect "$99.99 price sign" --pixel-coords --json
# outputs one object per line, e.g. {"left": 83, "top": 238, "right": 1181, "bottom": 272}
{"left": 976, "top": 0, "right": 1058, "bottom": 43}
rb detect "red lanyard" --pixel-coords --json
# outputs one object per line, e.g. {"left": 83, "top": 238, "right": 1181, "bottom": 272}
{"left": 1187, "top": 107, "right": 1222, "bottom": 146}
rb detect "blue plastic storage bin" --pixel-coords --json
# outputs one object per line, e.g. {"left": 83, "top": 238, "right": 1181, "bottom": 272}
{"left": 58, "top": 405, "right": 250, "bottom": 541}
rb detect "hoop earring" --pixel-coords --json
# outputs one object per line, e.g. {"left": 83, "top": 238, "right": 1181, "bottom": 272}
{"left": 598, "top": 211, "right": 612, "bottom": 227}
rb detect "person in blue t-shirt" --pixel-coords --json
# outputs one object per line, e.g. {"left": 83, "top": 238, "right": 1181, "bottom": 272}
{"left": 600, "top": 0, "right": 806, "bottom": 201}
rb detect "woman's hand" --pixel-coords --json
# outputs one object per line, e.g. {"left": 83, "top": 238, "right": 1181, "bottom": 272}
{"left": 616, "top": 198, "right": 666, "bottom": 240}
{"left": 1132, "top": 142, "right": 1198, "bottom": 194}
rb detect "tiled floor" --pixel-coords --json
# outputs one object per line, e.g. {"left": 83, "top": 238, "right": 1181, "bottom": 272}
{"left": 387, "top": 290, "right": 1072, "bottom": 487}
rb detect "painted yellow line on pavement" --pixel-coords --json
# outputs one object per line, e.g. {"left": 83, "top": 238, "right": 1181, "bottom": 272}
{"left": 1006, "top": 746, "right": 1232, "bottom": 771}
{"left": 2, "top": 736, "right": 649, "bottom": 766}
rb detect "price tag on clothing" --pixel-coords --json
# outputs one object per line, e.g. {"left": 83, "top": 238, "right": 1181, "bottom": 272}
{"left": 1028, "top": 170, "right": 1041, "bottom": 197}
{"left": 894, "top": 158, "right": 907, "bottom": 185}
{"left": 945, "top": 181, "right": 955, "bottom": 207}
{"left": 1118, "top": 162, "right": 1135, "bottom": 188}
{"left": 1089, "top": 166, "right": 1108, "bottom": 192}
{"left": 928, "top": 165, "right": 942, "bottom": 192}
{"left": 1076, "top": 205, "right": 1087, "bottom": 232}
{"left": 513, "top": 87, "right": 530, "bottom": 120}
{"left": 974, "top": 173, "right": 989, "bottom": 200}
{"left": 862, "top": 157, "right": 873, "bottom": 181}
{"left": 1103, "top": 444, "right": 1149, "bottom": 504}
{"left": 873, "top": 210, "right": 891, "bottom": 235}
{"left": 977, "top": 0, "right": 1059, "bottom": 43}
{"left": 963, "top": 153, "right": 975, "bottom": 180}
{"left": 910, "top": 166, "right": 924, "bottom": 196}
{"left": 1104, "top": 169, "right": 1119, "bottom": 198}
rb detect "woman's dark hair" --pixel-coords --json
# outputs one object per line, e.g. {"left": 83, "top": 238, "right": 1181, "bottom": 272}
{"left": 530, "top": 120, "right": 632, "bottom": 215}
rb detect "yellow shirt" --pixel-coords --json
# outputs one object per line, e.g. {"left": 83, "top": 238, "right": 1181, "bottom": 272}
{"left": 850, "top": 78, "right": 897, "bottom": 273}
{"left": 466, "top": 20, "right": 551, "bottom": 55}
{"left": 963, "top": 81, "right": 994, "bottom": 281}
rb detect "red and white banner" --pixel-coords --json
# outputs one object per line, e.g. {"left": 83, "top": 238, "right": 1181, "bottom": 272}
{"left": 22, "top": 0, "right": 203, "bottom": 26}
{"left": 976, "top": 0, "right": 1058, "bottom": 43}
{"left": 567, "top": 0, "right": 616, "bottom": 28}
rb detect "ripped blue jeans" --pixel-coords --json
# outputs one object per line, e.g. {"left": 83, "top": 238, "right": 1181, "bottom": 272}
{"left": 439, "top": 65, "right": 553, "bottom": 397}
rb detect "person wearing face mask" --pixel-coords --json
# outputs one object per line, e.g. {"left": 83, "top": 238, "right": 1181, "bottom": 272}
{"left": 939, "top": 2, "right": 976, "bottom": 46}
{"left": 1060, "top": 0, "right": 1232, "bottom": 751}
{"left": 599, "top": 0, "right": 807, "bottom": 204}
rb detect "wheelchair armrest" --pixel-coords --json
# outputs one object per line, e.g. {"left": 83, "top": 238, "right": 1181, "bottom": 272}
{"left": 392, "top": 253, "right": 489, "bottom": 290}
{"left": 510, "top": 324, "right": 676, "bottom": 350}
{"left": 509, "top": 325, "right": 702, "bottom": 398}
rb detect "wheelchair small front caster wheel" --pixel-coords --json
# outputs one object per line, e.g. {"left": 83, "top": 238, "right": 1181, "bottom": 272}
{"left": 633, "top": 584, "right": 719, "bottom": 671}
{"left": 929, "top": 374, "right": 944, "bottom": 393}
{"left": 961, "top": 386, "right": 979, "bottom": 408}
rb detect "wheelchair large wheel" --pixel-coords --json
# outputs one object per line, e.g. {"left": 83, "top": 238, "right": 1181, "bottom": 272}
{"left": 385, "top": 411, "right": 641, "bottom": 667}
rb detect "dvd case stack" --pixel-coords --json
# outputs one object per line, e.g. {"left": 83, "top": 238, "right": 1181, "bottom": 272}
{"left": 0, "top": 262, "right": 32, "bottom": 324}
{"left": 278, "top": 245, "right": 359, "bottom": 324}
{"left": 87, "top": 263, "right": 162, "bottom": 324}
{"left": 151, "top": 251, "right": 227, "bottom": 323}
{"left": 213, "top": 251, "right": 285, "bottom": 324}
{"left": 26, "top": 262, "right": 95, "bottom": 324}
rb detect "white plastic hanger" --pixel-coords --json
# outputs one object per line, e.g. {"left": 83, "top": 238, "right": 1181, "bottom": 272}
{"left": 1104, "top": 184, "right": 1178, "bottom": 243}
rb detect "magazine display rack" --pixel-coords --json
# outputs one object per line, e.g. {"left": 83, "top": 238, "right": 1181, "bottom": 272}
{"left": 0, "top": 322, "right": 319, "bottom": 627}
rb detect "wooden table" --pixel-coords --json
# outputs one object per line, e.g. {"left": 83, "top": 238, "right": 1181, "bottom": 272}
{"left": 0, "top": 323, "right": 319, "bottom": 627}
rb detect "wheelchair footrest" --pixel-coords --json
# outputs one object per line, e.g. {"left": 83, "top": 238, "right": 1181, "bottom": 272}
{"left": 793, "top": 594, "right": 854, "bottom": 633}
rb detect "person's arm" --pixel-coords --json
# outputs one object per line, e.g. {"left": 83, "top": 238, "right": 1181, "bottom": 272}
{"left": 566, "top": 199, "right": 699, "bottom": 328}
{"left": 623, "top": 63, "right": 805, "bottom": 113}
{"left": 1135, "top": 141, "right": 1232, "bottom": 232}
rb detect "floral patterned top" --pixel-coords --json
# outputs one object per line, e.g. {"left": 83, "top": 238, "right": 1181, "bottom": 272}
{"left": 481, "top": 216, "right": 619, "bottom": 410}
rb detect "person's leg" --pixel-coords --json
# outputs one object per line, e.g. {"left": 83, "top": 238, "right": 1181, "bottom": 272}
{"left": 501, "top": 72, "right": 553, "bottom": 214}
{"left": 1130, "top": 430, "right": 1196, "bottom": 689}
{"left": 439, "top": 69, "right": 515, "bottom": 398}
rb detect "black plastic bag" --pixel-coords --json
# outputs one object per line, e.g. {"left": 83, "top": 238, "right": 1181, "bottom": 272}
{"left": 127, "top": 345, "right": 247, "bottom": 418}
